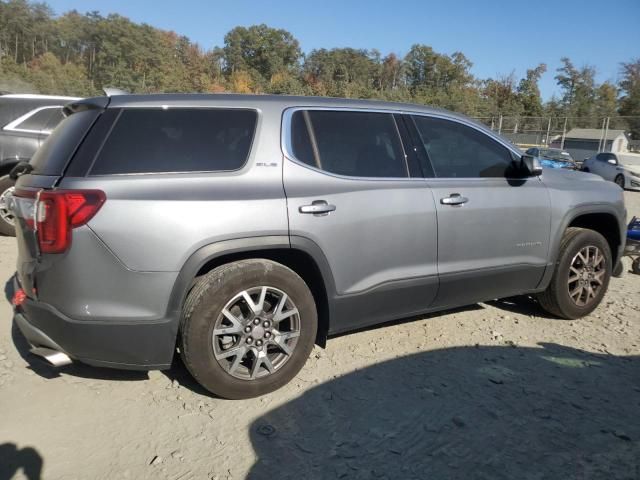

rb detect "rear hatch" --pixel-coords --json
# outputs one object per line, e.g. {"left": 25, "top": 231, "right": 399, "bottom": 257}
{"left": 11, "top": 98, "right": 107, "bottom": 298}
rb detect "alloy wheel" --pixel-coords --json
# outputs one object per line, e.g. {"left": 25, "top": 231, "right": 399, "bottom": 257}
{"left": 0, "top": 186, "right": 15, "bottom": 227}
{"left": 567, "top": 245, "right": 606, "bottom": 307}
{"left": 212, "top": 286, "right": 301, "bottom": 380}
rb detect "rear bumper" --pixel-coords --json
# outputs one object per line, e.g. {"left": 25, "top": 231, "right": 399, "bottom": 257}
{"left": 14, "top": 280, "right": 177, "bottom": 370}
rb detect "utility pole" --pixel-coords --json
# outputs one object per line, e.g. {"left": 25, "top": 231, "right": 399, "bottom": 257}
{"left": 545, "top": 118, "right": 552, "bottom": 146}
{"left": 598, "top": 118, "right": 606, "bottom": 152}
{"left": 560, "top": 117, "right": 568, "bottom": 150}
{"left": 498, "top": 115, "right": 503, "bottom": 135}
{"left": 603, "top": 117, "right": 610, "bottom": 152}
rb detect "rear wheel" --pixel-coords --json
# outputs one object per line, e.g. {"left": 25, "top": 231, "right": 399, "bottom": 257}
{"left": 614, "top": 174, "right": 625, "bottom": 189}
{"left": 0, "top": 175, "right": 16, "bottom": 236}
{"left": 537, "top": 227, "right": 611, "bottom": 319}
{"left": 180, "top": 259, "right": 317, "bottom": 399}
{"left": 632, "top": 258, "right": 640, "bottom": 275}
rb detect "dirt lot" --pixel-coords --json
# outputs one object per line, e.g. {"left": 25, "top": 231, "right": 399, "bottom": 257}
{"left": 1, "top": 191, "right": 639, "bottom": 480}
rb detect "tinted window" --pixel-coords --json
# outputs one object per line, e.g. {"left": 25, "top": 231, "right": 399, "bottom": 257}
{"left": 412, "top": 116, "right": 514, "bottom": 178}
{"left": 90, "top": 108, "right": 257, "bottom": 175}
{"left": 15, "top": 107, "right": 61, "bottom": 132}
{"left": 290, "top": 110, "right": 407, "bottom": 178}
{"left": 43, "top": 108, "right": 65, "bottom": 131}
{"left": 30, "top": 109, "right": 101, "bottom": 176}
{"left": 596, "top": 153, "right": 615, "bottom": 162}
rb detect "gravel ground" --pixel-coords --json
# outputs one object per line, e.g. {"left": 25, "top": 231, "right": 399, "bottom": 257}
{"left": 1, "top": 191, "right": 639, "bottom": 480}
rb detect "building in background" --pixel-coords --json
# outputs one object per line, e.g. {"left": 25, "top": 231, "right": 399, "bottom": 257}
{"left": 552, "top": 128, "right": 629, "bottom": 160}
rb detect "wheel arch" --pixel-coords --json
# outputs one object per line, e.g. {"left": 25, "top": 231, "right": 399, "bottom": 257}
{"left": 167, "top": 236, "right": 336, "bottom": 348}
{"left": 567, "top": 212, "right": 623, "bottom": 264}
{"left": 538, "top": 206, "right": 625, "bottom": 290}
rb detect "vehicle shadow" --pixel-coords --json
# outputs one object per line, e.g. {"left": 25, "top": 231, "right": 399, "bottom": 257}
{"left": 246, "top": 343, "right": 640, "bottom": 480}
{"left": 0, "top": 443, "right": 43, "bottom": 480}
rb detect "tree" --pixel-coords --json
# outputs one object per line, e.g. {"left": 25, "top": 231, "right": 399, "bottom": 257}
{"left": 517, "top": 64, "right": 546, "bottom": 117}
{"left": 555, "top": 58, "right": 597, "bottom": 124}
{"left": 223, "top": 24, "right": 301, "bottom": 87}
{"left": 618, "top": 59, "right": 640, "bottom": 137}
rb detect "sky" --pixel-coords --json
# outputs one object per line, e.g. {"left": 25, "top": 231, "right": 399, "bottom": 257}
{"left": 46, "top": 0, "right": 640, "bottom": 100}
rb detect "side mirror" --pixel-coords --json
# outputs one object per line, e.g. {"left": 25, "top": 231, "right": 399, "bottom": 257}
{"left": 521, "top": 154, "right": 542, "bottom": 176}
{"left": 607, "top": 159, "right": 617, "bottom": 165}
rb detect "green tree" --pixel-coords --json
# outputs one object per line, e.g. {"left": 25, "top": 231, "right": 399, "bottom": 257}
{"left": 555, "top": 57, "right": 597, "bottom": 125}
{"left": 618, "top": 59, "right": 640, "bottom": 137}
{"left": 517, "top": 64, "right": 546, "bottom": 117}
{"left": 223, "top": 24, "right": 301, "bottom": 87}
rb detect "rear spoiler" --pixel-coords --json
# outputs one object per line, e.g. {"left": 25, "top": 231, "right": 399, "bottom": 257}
{"left": 62, "top": 87, "right": 129, "bottom": 116}
{"left": 62, "top": 97, "right": 110, "bottom": 116}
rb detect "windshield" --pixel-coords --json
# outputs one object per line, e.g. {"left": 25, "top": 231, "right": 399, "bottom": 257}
{"left": 539, "top": 149, "right": 573, "bottom": 162}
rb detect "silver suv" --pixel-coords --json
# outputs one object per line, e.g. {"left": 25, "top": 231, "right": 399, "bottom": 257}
{"left": 10, "top": 94, "right": 626, "bottom": 399}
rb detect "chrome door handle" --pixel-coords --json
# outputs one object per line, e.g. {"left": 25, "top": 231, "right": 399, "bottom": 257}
{"left": 440, "top": 193, "right": 468, "bottom": 206}
{"left": 299, "top": 200, "right": 336, "bottom": 215}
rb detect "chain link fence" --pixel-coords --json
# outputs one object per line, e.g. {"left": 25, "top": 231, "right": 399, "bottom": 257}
{"left": 472, "top": 116, "right": 640, "bottom": 159}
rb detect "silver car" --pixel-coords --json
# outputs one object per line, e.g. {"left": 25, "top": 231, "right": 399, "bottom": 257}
{"left": 582, "top": 152, "right": 640, "bottom": 191}
{"left": 10, "top": 94, "right": 627, "bottom": 398}
{"left": 0, "top": 94, "right": 79, "bottom": 236}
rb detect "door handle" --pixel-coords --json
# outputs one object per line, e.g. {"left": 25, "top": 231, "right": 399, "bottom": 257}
{"left": 440, "top": 193, "right": 468, "bottom": 206}
{"left": 299, "top": 200, "right": 336, "bottom": 216}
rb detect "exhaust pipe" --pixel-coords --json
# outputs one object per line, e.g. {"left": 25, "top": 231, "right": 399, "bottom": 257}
{"left": 30, "top": 347, "right": 72, "bottom": 367}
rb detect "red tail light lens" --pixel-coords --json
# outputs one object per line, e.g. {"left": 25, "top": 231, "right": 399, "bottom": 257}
{"left": 15, "top": 189, "right": 105, "bottom": 254}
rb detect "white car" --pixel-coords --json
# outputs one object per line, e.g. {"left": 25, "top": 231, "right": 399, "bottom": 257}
{"left": 582, "top": 152, "right": 640, "bottom": 191}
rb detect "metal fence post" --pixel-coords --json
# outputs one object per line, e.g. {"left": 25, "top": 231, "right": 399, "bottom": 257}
{"left": 545, "top": 118, "right": 551, "bottom": 146}
{"left": 498, "top": 115, "right": 502, "bottom": 134}
{"left": 560, "top": 117, "right": 567, "bottom": 149}
{"left": 603, "top": 117, "right": 610, "bottom": 152}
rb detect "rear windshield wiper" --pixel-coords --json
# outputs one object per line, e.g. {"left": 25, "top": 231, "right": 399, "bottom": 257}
{"left": 9, "top": 161, "right": 33, "bottom": 180}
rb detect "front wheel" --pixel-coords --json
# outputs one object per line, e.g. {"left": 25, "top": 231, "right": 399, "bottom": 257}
{"left": 180, "top": 259, "right": 317, "bottom": 399}
{"left": 0, "top": 175, "right": 16, "bottom": 236}
{"left": 537, "top": 227, "right": 612, "bottom": 319}
{"left": 614, "top": 174, "right": 625, "bottom": 189}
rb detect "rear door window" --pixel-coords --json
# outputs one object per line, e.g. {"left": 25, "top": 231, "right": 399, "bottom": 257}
{"left": 90, "top": 108, "right": 257, "bottom": 175}
{"left": 289, "top": 110, "right": 408, "bottom": 178}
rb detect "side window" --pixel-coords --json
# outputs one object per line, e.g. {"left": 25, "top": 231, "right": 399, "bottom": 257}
{"left": 43, "top": 108, "right": 65, "bottom": 132}
{"left": 290, "top": 110, "right": 408, "bottom": 178}
{"left": 8, "top": 107, "right": 62, "bottom": 133}
{"left": 90, "top": 108, "right": 257, "bottom": 175}
{"left": 411, "top": 115, "right": 515, "bottom": 178}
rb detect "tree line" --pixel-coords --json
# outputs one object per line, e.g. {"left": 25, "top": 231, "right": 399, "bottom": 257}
{"left": 1, "top": 0, "right": 639, "bottom": 136}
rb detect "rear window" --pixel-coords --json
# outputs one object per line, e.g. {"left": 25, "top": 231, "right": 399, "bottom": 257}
{"left": 11, "top": 107, "right": 64, "bottom": 133}
{"left": 30, "top": 109, "right": 101, "bottom": 176}
{"left": 90, "top": 108, "right": 257, "bottom": 175}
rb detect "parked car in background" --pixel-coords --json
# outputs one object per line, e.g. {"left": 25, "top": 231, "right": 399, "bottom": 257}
{"left": 0, "top": 93, "right": 79, "bottom": 235}
{"left": 582, "top": 152, "right": 640, "bottom": 191}
{"left": 525, "top": 147, "right": 577, "bottom": 170}
{"left": 10, "top": 94, "right": 626, "bottom": 399}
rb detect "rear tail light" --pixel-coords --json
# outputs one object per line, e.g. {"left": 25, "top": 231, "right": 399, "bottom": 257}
{"left": 14, "top": 189, "right": 105, "bottom": 254}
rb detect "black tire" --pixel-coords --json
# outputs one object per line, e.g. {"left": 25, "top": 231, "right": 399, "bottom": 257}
{"left": 0, "top": 174, "right": 16, "bottom": 236}
{"left": 180, "top": 259, "right": 317, "bottom": 399}
{"left": 581, "top": 167, "right": 590, "bottom": 173}
{"left": 537, "top": 227, "right": 612, "bottom": 319}
{"left": 632, "top": 258, "right": 640, "bottom": 275}
{"left": 614, "top": 174, "right": 625, "bottom": 189}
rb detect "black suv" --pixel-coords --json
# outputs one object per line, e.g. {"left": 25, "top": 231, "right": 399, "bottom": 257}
{"left": 0, "top": 93, "right": 78, "bottom": 235}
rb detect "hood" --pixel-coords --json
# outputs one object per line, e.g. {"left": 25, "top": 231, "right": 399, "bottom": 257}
{"left": 617, "top": 154, "right": 640, "bottom": 172}
{"left": 541, "top": 168, "right": 605, "bottom": 183}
